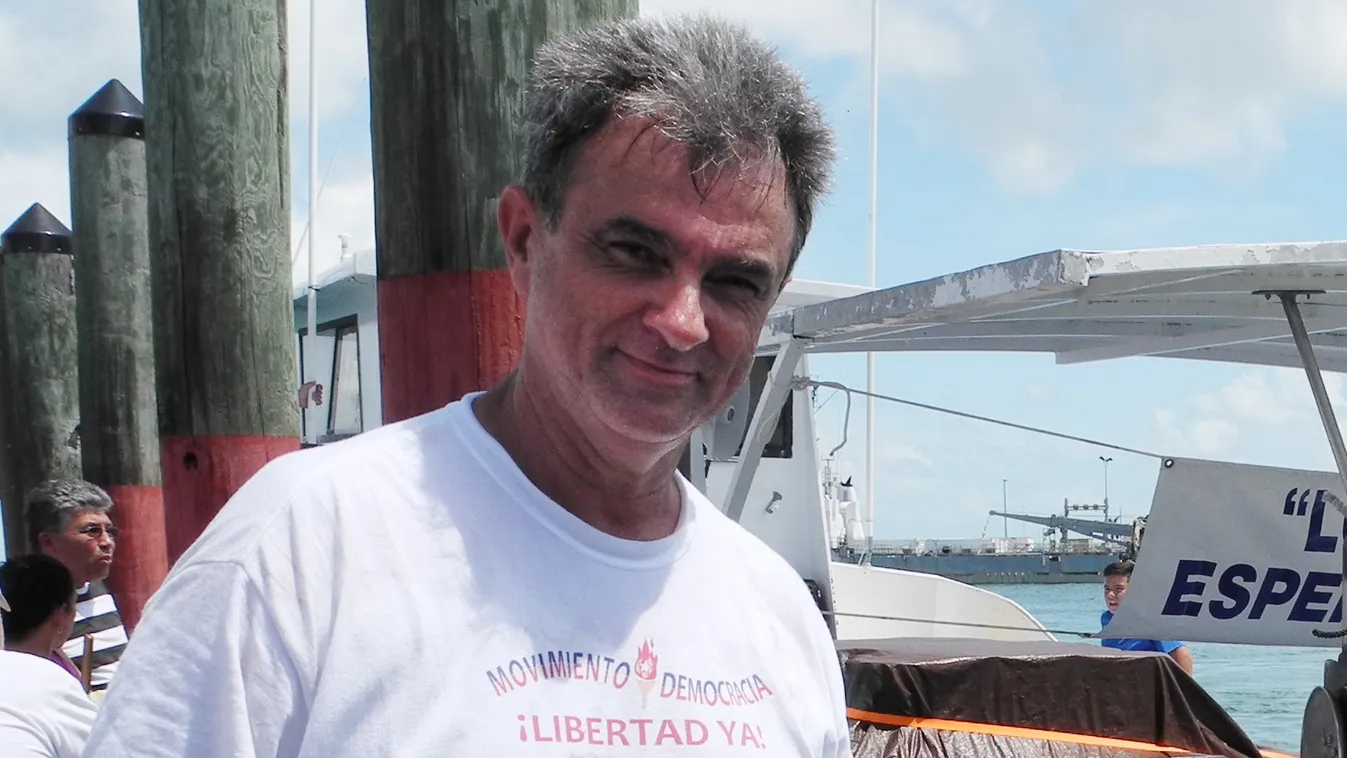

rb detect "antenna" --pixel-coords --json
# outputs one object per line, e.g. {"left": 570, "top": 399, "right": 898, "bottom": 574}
{"left": 303, "top": 0, "right": 320, "bottom": 444}
{"left": 864, "top": 0, "right": 880, "bottom": 558}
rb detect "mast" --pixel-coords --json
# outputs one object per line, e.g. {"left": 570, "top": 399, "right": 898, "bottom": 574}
{"left": 864, "top": 0, "right": 880, "bottom": 559}
{"left": 304, "top": 0, "right": 320, "bottom": 443}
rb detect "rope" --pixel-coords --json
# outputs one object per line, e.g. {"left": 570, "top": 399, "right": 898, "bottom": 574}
{"left": 823, "top": 609, "right": 1097, "bottom": 640}
{"left": 806, "top": 380, "right": 1165, "bottom": 460}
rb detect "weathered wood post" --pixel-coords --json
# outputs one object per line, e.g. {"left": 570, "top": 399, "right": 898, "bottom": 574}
{"left": 68, "top": 79, "right": 167, "bottom": 631}
{"left": 365, "top": 0, "right": 638, "bottom": 424}
{"left": 0, "top": 204, "right": 82, "bottom": 557}
{"left": 139, "top": 0, "right": 299, "bottom": 561}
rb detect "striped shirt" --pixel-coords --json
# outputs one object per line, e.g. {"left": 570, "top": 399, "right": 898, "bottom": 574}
{"left": 60, "top": 581, "right": 126, "bottom": 691}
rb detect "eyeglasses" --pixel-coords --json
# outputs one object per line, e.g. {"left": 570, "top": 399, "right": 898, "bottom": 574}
{"left": 73, "top": 524, "right": 120, "bottom": 541}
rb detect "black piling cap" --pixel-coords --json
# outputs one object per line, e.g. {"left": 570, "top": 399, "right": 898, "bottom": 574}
{"left": 1, "top": 203, "right": 72, "bottom": 255}
{"left": 69, "top": 79, "right": 144, "bottom": 140}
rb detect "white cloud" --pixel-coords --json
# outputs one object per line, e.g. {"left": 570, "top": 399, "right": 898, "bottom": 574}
{"left": 1093, "top": 0, "right": 1347, "bottom": 171}
{"left": 1154, "top": 408, "right": 1239, "bottom": 458}
{"left": 877, "top": 442, "right": 933, "bottom": 471}
{"left": 290, "top": 168, "right": 376, "bottom": 285}
{"left": 0, "top": 146, "right": 72, "bottom": 231}
{"left": 286, "top": 0, "right": 371, "bottom": 126}
{"left": 6, "top": 1, "right": 1345, "bottom": 258}
{"left": 0, "top": 1, "right": 141, "bottom": 229}
{"left": 649, "top": 0, "right": 1347, "bottom": 193}
{"left": 1153, "top": 367, "right": 1347, "bottom": 465}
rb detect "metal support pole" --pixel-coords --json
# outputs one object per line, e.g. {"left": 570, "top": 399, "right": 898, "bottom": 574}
{"left": 1277, "top": 291, "right": 1347, "bottom": 751}
{"left": 1281, "top": 292, "right": 1347, "bottom": 658}
{"left": 305, "top": 0, "right": 320, "bottom": 444}
{"left": 1281, "top": 294, "right": 1347, "bottom": 508}
{"left": 723, "top": 340, "right": 805, "bottom": 522}
{"left": 863, "top": 0, "right": 880, "bottom": 563}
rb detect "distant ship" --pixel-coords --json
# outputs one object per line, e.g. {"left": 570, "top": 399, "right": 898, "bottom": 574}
{"left": 824, "top": 467, "right": 1144, "bottom": 585}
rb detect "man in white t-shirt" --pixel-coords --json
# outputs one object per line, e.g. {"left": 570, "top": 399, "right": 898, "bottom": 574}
{"left": 85, "top": 14, "right": 849, "bottom": 757}
{"left": 0, "top": 585, "right": 99, "bottom": 758}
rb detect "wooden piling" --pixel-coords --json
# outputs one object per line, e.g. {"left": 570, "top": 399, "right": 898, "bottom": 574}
{"left": 365, "top": 0, "right": 637, "bottom": 424}
{"left": 69, "top": 78, "right": 167, "bottom": 631}
{"left": 0, "top": 204, "right": 82, "bottom": 556}
{"left": 139, "top": 0, "right": 299, "bottom": 560}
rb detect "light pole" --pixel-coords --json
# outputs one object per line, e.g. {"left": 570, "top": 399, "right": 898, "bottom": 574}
{"left": 1100, "top": 456, "right": 1113, "bottom": 519}
{"left": 1002, "top": 478, "right": 1008, "bottom": 538}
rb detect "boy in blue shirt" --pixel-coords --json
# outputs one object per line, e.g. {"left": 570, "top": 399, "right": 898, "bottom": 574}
{"left": 1100, "top": 560, "right": 1194, "bottom": 675}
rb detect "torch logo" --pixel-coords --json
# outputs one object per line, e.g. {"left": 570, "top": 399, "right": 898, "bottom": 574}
{"left": 634, "top": 640, "right": 658, "bottom": 707}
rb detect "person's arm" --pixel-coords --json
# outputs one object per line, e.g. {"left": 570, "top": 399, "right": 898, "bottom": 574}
{"left": 1168, "top": 645, "right": 1194, "bottom": 675}
{"left": 81, "top": 562, "right": 308, "bottom": 757}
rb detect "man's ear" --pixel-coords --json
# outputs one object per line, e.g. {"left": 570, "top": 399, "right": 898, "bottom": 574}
{"left": 498, "top": 185, "right": 538, "bottom": 298}
{"left": 35, "top": 532, "right": 56, "bottom": 555}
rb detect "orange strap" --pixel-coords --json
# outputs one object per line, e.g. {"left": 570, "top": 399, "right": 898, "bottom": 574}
{"left": 848, "top": 708, "right": 1204, "bottom": 755}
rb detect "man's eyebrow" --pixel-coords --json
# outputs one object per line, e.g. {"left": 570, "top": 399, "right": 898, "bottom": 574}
{"left": 596, "top": 216, "right": 673, "bottom": 250}
{"left": 711, "top": 256, "right": 776, "bottom": 282}
{"left": 598, "top": 215, "right": 781, "bottom": 281}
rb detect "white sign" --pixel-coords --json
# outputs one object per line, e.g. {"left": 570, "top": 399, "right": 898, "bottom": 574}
{"left": 1105, "top": 457, "right": 1347, "bottom": 648}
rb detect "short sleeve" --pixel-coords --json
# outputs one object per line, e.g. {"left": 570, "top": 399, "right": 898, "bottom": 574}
{"left": 82, "top": 561, "right": 308, "bottom": 757}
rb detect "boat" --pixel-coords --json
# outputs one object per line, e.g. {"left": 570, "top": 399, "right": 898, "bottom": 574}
{"left": 290, "top": 240, "right": 1347, "bottom": 756}
{"left": 837, "top": 504, "right": 1137, "bottom": 585}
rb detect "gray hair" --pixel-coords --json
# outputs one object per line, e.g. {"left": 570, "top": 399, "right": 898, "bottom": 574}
{"left": 522, "top": 14, "right": 836, "bottom": 273}
{"left": 25, "top": 479, "right": 114, "bottom": 550}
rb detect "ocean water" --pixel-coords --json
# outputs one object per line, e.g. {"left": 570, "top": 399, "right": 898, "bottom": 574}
{"left": 987, "top": 583, "right": 1325, "bottom": 754}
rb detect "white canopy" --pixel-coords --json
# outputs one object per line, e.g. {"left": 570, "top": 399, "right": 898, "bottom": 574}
{"left": 760, "top": 241, "right": 1347, "bottom": 373}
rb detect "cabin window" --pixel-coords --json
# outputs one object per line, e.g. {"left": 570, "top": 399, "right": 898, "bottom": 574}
{"left": 736, "top": 355, "right": 793, "bottom": 459}
{"left": 298, "top": 315, "right": 364, "bottom": 442}
{"left": 327, "top": 324, "right": 363, "bottom": 437}
{"left": 676, "top": 355, "right": 795, "bottom": 477}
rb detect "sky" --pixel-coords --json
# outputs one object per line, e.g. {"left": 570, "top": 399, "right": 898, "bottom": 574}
{"left": 2, "top": 1, "right": 1347, "bottom": 542}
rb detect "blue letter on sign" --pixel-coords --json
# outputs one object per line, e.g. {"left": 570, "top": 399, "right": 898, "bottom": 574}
{"left": 1209, "top": 563, "right": 1257, "bottom": 620}
{"left": 1304, "top": 490, "right": 1339, "bottom": 554}
{"left": 1250, "top": 568, "right": 1302, "bottom": 620}
{"left": 1290, "top": 572, "right": 1342, "bottom": 623}
{"left": 1163, "top": 560, "right": 1216, "bottom": 617}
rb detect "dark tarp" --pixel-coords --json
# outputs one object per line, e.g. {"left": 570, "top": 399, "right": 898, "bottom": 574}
{"left": 850, "top": 723, "right": 1224, "bottom": 758}
{"left": 839, "top": 637, "right": 1265, "bottom": 758}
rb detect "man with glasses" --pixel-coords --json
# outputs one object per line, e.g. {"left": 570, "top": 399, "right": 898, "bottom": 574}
{"left": 1099, "top": 560, "right": 1194, "bottom": 674}
{"left": 26, "top": 479, "right": 127, "bottom": 692}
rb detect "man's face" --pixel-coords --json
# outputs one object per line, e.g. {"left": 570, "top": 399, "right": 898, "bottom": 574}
{"left": 503, "top": 119, "right": 795, "bottom": 446}
{"left": 1104, "top": 575, "right": 1129, "bottom": 612}
{"left": 37, "top": 509, "right": 116, "bottom": 585}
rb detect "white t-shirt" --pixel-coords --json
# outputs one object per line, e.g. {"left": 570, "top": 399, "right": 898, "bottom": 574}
{"left": 84, "top": 395, "right": 850, "bottom": 757}
{"left": 0, "top": 650, "right": 99, "bottom": 758}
